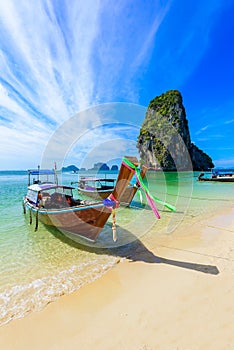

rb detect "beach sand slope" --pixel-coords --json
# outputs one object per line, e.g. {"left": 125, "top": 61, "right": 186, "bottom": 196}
{"left": 0, "top": 209, "right": 233, "bottom": 350}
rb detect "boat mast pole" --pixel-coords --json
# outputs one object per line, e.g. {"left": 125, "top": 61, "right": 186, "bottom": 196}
{"left": 37, "top": 165, "right": 40, "bottom": 183}
{"left": 54, "top": 162, "right": 58, "bottom": 185}
{"left": 28, "top": 170, "right": 30, "bottom": 186}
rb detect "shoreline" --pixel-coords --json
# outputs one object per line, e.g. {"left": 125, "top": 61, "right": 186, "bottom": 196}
{"left": 0, "top": 206, "right": 233, "bottom": 349}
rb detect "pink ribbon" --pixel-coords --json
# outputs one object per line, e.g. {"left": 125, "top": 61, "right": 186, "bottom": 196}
{"left": 135, "top": 173, "right": 160, "bottom": 219}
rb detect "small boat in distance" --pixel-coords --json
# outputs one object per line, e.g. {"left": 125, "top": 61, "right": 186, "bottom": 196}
{"left": 76, "top": 177, "right": 116, "bottom": 200}
{"left": 198, "top": 169, "right": 234, "bottom": 182}
{"left": 73, "top": 166, "right": 148, "bottom": 206}
{"left": 23, "top": 156, "right": 139, "bottom": 242}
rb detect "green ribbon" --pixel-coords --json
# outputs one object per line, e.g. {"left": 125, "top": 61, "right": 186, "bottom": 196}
{"left": 122, "top": 157, "right": 176, "bottom": 212}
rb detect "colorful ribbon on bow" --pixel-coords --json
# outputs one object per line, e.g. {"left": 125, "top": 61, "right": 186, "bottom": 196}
{"left": 103, "top": 193, "right": 120, "bottom": 209}
{"left": 122, "top": 157, "right": 176, "bottom": 217}
{"left": 103, "top": 194, "right": 119, "bottom": 242}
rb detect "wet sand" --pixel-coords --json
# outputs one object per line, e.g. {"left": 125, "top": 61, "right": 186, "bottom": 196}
{"left": 0, "top": 208, "right": 233, "bottom": 350}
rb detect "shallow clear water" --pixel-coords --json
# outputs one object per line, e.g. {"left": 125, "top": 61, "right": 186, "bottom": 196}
{"left": 0, "top": 170, "right": 233, "bottom": 325}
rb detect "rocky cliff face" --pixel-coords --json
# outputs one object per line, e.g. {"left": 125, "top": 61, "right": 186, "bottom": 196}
{"left": 137, "top": 90, "right": 214, "bottom": 171}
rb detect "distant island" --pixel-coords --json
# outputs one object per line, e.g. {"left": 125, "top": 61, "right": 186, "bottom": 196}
{"left": 137, "top": 90, "right": 214, "bottom": 171}
{"left": 61, "top": 163, "right": 119, "bottom": 173}
{"left": 61, "top": 165, "right": 79, "bottom": 173}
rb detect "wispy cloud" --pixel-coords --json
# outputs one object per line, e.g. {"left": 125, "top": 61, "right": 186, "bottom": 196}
{"left": 0, "top": 1, "right": 102, "bottom": 119}
{"left": 130, "top": 1, "right": 172, "bottom": 73}
{"left": 195, "top": 125, "right": 210, "bottom": 135}
{"left": 0, "top": 0, "right": 231, "bottom": 169}
{"left": 0, "top": 1, "right": 105, "bottom": 168}
{"left": 91, "top": 1, "right": 172, "bottom": 103}
{"left": 225, "top": 119, "right": 234, "bottom": 124}
{"left": 0, "top": 1, "right": 165, "bottom": 169}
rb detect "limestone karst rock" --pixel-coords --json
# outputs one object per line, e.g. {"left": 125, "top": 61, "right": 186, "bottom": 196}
{"left": 137, "top": 90, "right": 214, "bottom": 171}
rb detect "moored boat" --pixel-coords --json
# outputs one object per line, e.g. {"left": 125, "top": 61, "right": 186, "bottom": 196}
{"left": 74, "top": 166, "right": 148, "bottom": 206}
{"left": 76, "top": 177, "right": 115, "bottom": 200}
{"left": 23, "top": 156, "right": 139, "bottom": 242}
{"left": 198, "top": 169, "right": 234, "bottom": 182}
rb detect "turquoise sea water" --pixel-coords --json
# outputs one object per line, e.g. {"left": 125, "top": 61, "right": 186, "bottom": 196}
{"left": 0, "top": 170, "right": 234, "bottom": 325}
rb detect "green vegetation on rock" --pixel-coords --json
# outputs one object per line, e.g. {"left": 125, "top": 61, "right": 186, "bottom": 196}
{"left": 137, "top": 90, "right": 214, "bottom": 171}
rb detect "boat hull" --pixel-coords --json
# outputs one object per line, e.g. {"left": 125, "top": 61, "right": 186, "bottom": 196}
{"left": 78, "top": 166, "right": 148, "bottom": 205}
{"left": 119, "top": 185, "right": 138, "bottom": 206}
{"left": 24, "top": 156, "right": 139, "bottom": 243}
{"left": 198, "top": 177, "right": 234, "bottom": 182}
{"left": 78, "top": 185, "right": 137, "bottom": 205}
{"left": 24, "top": 200, "right": 111, "bottom": 241}
{"left": 78, "top": 188, "right": 113, "bottom": 200}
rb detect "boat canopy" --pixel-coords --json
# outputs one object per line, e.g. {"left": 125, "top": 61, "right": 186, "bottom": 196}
{"left": 26, "top": 184, "right": 75, "bottom": 205}
{"left": 27, "top": 167, "right": 58, "bottom": 186}
{"left": 28, "top": 184, "right": 74, "bottom": 192}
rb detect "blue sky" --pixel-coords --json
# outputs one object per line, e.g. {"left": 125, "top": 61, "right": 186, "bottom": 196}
{"left": 0, "top": 0, "right": 234, "bottom": 170}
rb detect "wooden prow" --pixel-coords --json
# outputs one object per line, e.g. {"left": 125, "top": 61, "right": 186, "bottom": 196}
{"left": 110, "top": 156, "right": 138, "bottom": 202}
{"left": 123, "top": 164, "right": 148, "bottom": 206}
{"left": 137, "top": 165, "right": 148, "bottom": 185}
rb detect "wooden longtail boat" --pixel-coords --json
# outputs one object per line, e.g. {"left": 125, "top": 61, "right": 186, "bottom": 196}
{"left": 23, "top": 156, "right": 139, "bottom": 242}
{"left": 74, "top": 166, "right": 148, "bottom": 206}
{"left": 198, "top": 169, "right": 234, "bottom": 182}
{"left": 76, "top": 177, "right": 115, "bottom": 200}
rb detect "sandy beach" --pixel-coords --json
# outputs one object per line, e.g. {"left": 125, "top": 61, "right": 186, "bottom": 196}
{"left": 0, "top": 207, "right": 233, "bottom": 350}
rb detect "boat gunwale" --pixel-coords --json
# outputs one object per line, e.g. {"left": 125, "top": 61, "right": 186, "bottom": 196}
{"left": 24, "top": 199, "right": 104, "bottom": 215}
{"left": 77, "top": 187, "right": 114, "bottom": 194}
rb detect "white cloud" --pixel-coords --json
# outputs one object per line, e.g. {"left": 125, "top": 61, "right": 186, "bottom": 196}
{"left": 0, "top": 1, "right": 102, "bottom": 121}
{"left": 225, "top": 119, "right": 234, "bottom": 124}
{"left": 195, "top": 125, "right": 210, "bottom": 135}
{"left": 0, "top": 0, "right": 229, "bottom": 169}
{"left": 130, "top": 1, "right": 172, "bottom": 72}
{"left": 0, "top": 1, "right": 106, "bottom": 169}
{"left": 0, "top": 1, "right": 181, "bottom": 169}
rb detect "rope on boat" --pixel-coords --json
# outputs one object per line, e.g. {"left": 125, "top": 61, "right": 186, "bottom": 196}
{"left": 109, "top": 194, "right": 118, "bottom": 241}
{"left": 22, "top": 201, "right": 26, "bottom": 214}
{"left": 29, "top": 209, "right": 32, "bottom": 225}
{"left": 35, "top": 210, "right": 39, "bottom": 231}
{"left": 27, "top": 205, "right": 39, "bottom": 231}
{"left": 103, "top": 193, "right": 119, "bottom": 241}
{"left": 111, "top": 208, "right": 117, "bottom": 242}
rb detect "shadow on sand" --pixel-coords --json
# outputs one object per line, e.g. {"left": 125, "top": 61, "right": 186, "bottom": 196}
{"left": 46, "top": 224, "right": 219, "bottom": 276}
